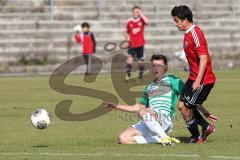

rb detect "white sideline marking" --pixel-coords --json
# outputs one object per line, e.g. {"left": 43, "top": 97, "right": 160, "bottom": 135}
{"left": 0, "top": 152, "right": 240, "bottom": 159}
{"left": 209, "top": 156, "right": 240, "bottom": 160}
{"left": 0, "top": 152, "right": 199, "bottom": 157}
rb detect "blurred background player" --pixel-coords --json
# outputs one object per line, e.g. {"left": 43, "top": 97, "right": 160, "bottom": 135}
{"left": 125, "top": 6, "right": 149, "bottom": 82}
{"left": 104, "top": 54, "right": 183, "bottom": 146}
{"left": 74, "top": 22, "right": 96, "bottom": 75}
{"left": 171, "top": 5, "right": 217, "bottom": 143}
{"left": 174, "top": 49, "right": 189, "bottom": 71}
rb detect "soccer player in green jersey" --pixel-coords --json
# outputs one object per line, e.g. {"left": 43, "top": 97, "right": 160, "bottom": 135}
{"left": 104, "top": 54, "right": 184, "bottom": 146}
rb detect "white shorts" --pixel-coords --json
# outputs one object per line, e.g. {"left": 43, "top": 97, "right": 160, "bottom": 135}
{"left": 131, "top": 112, "right": 173, "bottom": 136}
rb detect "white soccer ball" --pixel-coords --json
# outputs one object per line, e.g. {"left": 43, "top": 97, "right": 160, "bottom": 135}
{"left": 73, "top": 25, "right": 82, "bottom": 32}
{"left": 31, "top": 109, "right": 51, "bottom": 129}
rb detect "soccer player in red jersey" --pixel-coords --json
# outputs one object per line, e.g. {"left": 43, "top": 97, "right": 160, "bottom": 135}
{"left": 171, "top": 5, "right": 217, "bottom": 143}
{"left": 125, "top": 6, "right": 149, "bottom": 81}
{"left": 75, "top": 22, "right": 96, "bottom": 75}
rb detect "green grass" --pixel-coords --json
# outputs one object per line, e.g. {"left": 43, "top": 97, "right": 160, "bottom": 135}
{"left": 0, "top": 69, "right": 240, "bottom": 160}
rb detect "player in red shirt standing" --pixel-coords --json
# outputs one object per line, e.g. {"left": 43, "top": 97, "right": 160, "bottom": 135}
{"left": 171, "top": 5, "right": 217, "bottom": 143}
{"left": 75, "top": 22, "right": 96, "bottom": 75}
{"left": 125, "top": 6, "right": 149, "bottom": 81}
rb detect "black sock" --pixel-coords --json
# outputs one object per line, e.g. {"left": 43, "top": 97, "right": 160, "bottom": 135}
{"left": 84, "top": 56, "right": 89, "bottom": 74}
{"left": 194, "top": 109, "right": 209, "bottom": 131}
{"left": 126, "top": 64, "right": 132, "bottom": 77}
{"left": 186, "top": 118, "right": 200, "bottom": 138}
{"left": 138, "top": 64, "right": 144, "bottom": 79}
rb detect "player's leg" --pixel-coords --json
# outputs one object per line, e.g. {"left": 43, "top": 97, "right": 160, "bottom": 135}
{"left": 178, "top": 101, "right": 200, "bottom": 142}
{"left": 83, "top": 54, "right": 90, "bottom": 75}
{"left": 194, "top": 84, "right": 215, "bottom": 143}
{"left": 137, "top": 108, "right": 178, "bottom": 145}
{"left": 125, "top": 48, "right": 135, "bottom": 81}
{"left": 178, "top": 79, "right": 200, "bottom": 142}
{"left": 118, "top": 127, "right": 142, "bottom": 144}
{"left": 159, "top": 111, "right": 180, "bottom": 144}
{"left": 119, "top": 121, "right": 165, "bottom": 144}
{"left": 137, "top": 108, "right": 169, "bottom": 139}
{"left": 136, "top": 46, "right": 144, "bottom": 80}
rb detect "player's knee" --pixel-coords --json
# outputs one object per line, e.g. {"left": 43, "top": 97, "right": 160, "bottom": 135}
{"left": 118, "top": 133, "right": 130, "bottom": 144}
{"left": 177, "top": 102, "right": 185, "bottom": 111}
{"left": 177, "top": 102, "right": 192, "bottom": 120}
{"left": 127, "top": 57, "right": 133, "bottom": 63}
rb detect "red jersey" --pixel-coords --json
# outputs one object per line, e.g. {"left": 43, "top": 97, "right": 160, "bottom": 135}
{"left": 75, "top": 32, "right": 96, "bottom": 54}
{"left": 183, "top": 25, "right": 216, "bottom": 84}
{"left": 126, "top": 18, "right": 146, "bottom": 48}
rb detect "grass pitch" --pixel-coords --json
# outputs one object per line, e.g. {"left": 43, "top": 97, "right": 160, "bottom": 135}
{"left": 0, "top": 69, "right": 240, "bottom": 160}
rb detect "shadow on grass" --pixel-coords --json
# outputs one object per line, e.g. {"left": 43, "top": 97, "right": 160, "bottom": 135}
{"left": 177, "top": 136, "right": 214, "bottom": 143}
{"left": 176, "top": 136, "right": 190, "bottom": 143}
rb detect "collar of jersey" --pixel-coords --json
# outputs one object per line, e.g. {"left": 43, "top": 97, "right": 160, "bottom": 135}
{"left": 154, "top": 75, "right": 166, "bottom": 83}
{"left": 130, "top": 17, "right": 141, "bottom": 22}
{"left": 185, "top": 24, "right": 196, "bottom": 34}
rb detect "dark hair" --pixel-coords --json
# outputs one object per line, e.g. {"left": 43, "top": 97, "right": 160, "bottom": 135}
{"left": 171, "top": 5, "right": 193, "bottom": 23}
{"left": 81, "top": 22, "right": 90, "bottom": 28}
{"left": 151, "top": 54, "right": 168, "bottom": 65}
{"left": 132, "top": 5, "right": 141, "bottom": 11}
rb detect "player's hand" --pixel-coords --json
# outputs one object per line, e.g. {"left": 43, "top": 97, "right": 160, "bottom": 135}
{"left": 192, "top": 81, "right": 201, "bottom": 91}
{"left": 137, "top": 9, "right": 143, "bottom": 16}
{"left": 121, "top": 40, "right": 130, "bottom": 49}
{"left": 205, "top": 112, "right": 218, "bottom": 122}
{"left": 103, "top": 102, "right": 117, "bottom": 109}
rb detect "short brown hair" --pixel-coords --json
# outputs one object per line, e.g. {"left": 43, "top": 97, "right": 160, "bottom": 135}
{"left": 132, "top": 5, "right": 141, "bottom": 11}
{"left": 151, "top": 54, "right": 168, "bottom": 65}
{"left": 81, "top": 22, "right": 90, "bottom": 28}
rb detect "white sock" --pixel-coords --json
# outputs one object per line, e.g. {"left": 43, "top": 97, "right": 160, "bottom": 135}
{"left": 143, "top": 113, "right": 168, "bottom": 139}
{"left": 133, "top": 135, "right": 162, "bottom": 144}
{"left": 133, "top": 136, "right": 148, "bottom": 144}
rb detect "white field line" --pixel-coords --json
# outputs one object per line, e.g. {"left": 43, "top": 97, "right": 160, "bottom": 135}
{"left": 209, "top": 156, "right": 240, "bottom": 160}
{"left": 0, "top": 152, "right": 239, "bottom": 159}
{"left": 0, "top": 152, "right": 199, "bottom": 157}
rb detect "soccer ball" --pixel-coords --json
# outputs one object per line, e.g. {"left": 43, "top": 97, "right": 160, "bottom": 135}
{"left": 31, "top": 109, "right": 51, "bottom": 129}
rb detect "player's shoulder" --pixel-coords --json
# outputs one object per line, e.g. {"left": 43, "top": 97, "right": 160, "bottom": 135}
{"left": 127, "top": 17, "right": 142, "bottom": 23}
{"left": 166, "top": 75, "right": 182, "bottom": 82}
{"left": 144, "top": 82, "right": 155, "bottom": 92}
{"left": 193, "top": 25, "right": 204, "bottom": 35}
{"left": 127, "top": 17, "right": 134, "bottom": 23}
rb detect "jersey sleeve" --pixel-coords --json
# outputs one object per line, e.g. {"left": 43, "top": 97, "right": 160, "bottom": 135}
{"left": 168, "top": 75, "right": 184, "bottom": 118}
{"left": 193, "top": 29, "right": 208, "bottom": 56}
{"left": 139, "top": 86, "right": 149, "bottom": 106}
{"left": 91, "top": 33, "right": 96, "bottom": 53}
{"left": 141, "top": 18, "right": 147, "bottom": 25}
{"left": 75, "top": 34, "right": 82, "bottom": 43}
{"left": 126, "top": 22, "right": 130, "bottom": 34}
{"left": 168, "top": 75, "right": 184, "bottom": 94}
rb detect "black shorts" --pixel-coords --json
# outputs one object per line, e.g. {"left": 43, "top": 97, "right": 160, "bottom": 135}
{"left": 179, "top": 79, "right": 214, "bottom": 108}
{"left": 128, "top": 46, "right": 144, "bottom": 61}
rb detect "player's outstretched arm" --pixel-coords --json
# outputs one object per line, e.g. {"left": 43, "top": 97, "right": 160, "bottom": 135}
{"left": 138, "top": 9, "right": 149, "bottom": 25}
{"left": 104, "top": 102, "right": 145, "bottom": 113}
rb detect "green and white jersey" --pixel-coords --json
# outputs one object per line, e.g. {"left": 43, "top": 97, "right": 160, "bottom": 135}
{"left": 140, "top": 75, "right": 184, "bottom": 119}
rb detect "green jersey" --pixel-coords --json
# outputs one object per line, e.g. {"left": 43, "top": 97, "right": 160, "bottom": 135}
{"left": 140, "top": 75, "right": 184, "bottom": 119}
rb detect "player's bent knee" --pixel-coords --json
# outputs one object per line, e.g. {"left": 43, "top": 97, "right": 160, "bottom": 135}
{"left": 118, "top": 133, "right": 130, "bottom": 144}
{"left": 177, "top": 102, "right": 185, "bottom": 111}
